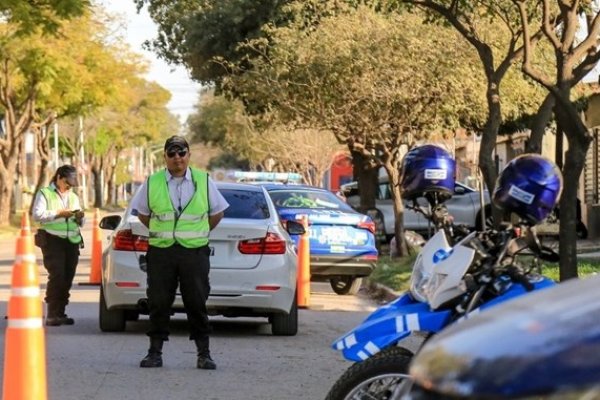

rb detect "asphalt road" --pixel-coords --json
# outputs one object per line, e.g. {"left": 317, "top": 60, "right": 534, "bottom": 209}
{"left": 0, "top": 217, "right": 378, "bottom": 400}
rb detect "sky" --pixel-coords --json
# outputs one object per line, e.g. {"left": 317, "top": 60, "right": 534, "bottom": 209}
{"left": 97, "top": 0, "right": 202, "bottom": 127}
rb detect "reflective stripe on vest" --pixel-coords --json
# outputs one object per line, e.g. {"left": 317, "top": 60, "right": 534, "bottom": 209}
{"left": 148, "top": 169, "right": 210, "bottom": 248}
{"left": 39, "top": 187, "right": 82, "bottom": 244}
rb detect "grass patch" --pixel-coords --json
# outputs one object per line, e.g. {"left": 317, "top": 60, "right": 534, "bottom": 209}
{"left": 369, "top": 254, "right": 600, "bottom": 293}
{"left": 368, "top": 254, "right": 417, "bottom": 292}
{"left": 540, "top": 261, "right": 600, "bottom": 282}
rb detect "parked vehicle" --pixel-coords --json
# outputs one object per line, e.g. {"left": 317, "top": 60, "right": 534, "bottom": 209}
{"left": 536, "top": 197, "right": 588, "bottom": 238}
{"left": 98, "top": 182, "right": 304, "bottom": 336}
{"left": 408, "top": 273, "right": 600, "bottom": 400}
{"left": 340, "top": 177, "right": 491, "bottom": 241}
{"left": 261, "top": 184, "right": 379, "bottom": 296}
{"left": 325, "top": 152, "right": 563, "bottom": 400}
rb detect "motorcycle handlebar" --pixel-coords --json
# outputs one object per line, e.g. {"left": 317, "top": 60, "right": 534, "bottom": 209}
{"left": 505, "top": 265, "right": 534, "bottom": 291}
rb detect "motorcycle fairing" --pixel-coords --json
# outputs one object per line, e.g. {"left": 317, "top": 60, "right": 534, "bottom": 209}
{"left": 331, "top": 293, "right": 452, "bottom": 362}
{"left": 331, "top": 278, "right": 556, "bottom": 362}
{"left": 479, "top": 276, "right": 556, "bottom": 311}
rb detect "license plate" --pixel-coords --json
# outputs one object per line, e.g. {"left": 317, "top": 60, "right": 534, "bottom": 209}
{"left": 330, "top": 245, "right": 346, "bottom": 253}
{"left": 209, "top": 246, "right": 215, "bottom": 256}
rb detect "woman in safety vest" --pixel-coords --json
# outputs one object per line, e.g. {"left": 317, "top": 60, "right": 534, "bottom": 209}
{"left": 32, "top": 164, "right": 84, "bottom": 326}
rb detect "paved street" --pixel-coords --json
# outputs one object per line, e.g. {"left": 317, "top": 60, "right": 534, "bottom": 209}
{"left": 0, "top": 215, "right": 377, "bottom": 400}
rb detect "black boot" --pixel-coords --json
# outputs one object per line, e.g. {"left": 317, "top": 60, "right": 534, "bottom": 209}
{"left": 58, "top": 305, "right": 74, "bottom": 325}
{"left": 140, "top": 338, "right": 163, "bottom": 368}
{"left": 45, "top": 303, "right": 62, "bottom": 326}
{"left": 195, "top": 336, "right": 216, "bottom": 370}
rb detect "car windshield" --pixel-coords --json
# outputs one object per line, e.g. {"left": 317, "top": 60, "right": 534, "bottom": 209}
{"left": 220, "top": 188, "right": 270, "bottom": 219}
{"left": 268, "top": 189, "right": 353, "bottom": 211}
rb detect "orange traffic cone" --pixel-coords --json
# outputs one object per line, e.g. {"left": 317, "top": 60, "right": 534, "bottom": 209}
{"left": 19, "top": 212, "right": 31, "bottom": 237}
{"left": 3, "top": 214, "right": 47, "bottom": 400}
{"left": 297, "top": 215, "right": 311, "bottom": 308}
{"left": 81, "top": 208, "right": 102, "bottom": 286}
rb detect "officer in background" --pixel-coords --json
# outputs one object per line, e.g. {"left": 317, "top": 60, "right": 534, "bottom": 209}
{"left": 131, "top": 135, "right": 229, "bottom": 370}
{"left": 32, "top": 164, "right": 84, "bottom": 326}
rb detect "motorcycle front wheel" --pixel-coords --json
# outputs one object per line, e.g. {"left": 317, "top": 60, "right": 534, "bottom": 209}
{"left": 325, "top": 347, "right": 413, "bottom": 400}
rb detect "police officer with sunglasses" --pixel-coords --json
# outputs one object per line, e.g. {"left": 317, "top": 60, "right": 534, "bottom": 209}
{"left": 131, "top": 136, "right": 229, "bottom": 370}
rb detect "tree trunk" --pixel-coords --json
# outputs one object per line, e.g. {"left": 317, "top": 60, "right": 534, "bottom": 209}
{"left": 478, "top": 85, "right": 503, "bottom": 226}
{"left": 29, "top": 122, "right": 53, "bottom": 216}
{"left": 352, "top": 151, "right": 378, "bottom": 212}
{"left": 29, "top": 158, "right": 50, "bottom": 216}
{"left": 382, "top": 162, "right": 409, "bottom": 257}
{"left": 555, "top": 106, "right": 592, "bottom": 281}
{"left": 92, "top": 167, "right": 102, "bottom": 208}
{"left": 526, "top": 93, "right": 554, "bottom": 154}
{"left": 0, "top": 170, "right": 13, "bottom": 225}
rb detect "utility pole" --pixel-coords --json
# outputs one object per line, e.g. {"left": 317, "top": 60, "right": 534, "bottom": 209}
{"left": 79, "top": 116, "right": 88, "bottom": 209}
{"left": 53, "top": 121, "right": 59, "bottom": 169}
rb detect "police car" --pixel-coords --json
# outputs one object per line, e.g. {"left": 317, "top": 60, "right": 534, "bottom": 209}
{"left": 261, "top": 184, "right": 378, "bottom": 296}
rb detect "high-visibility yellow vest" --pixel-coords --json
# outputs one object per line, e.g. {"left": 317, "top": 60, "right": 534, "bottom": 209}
{"left": 148, "top": 168, "right": 210, "bottom": 248}
{"left": 39, "top": 187, "right": 82, "bottom": 244}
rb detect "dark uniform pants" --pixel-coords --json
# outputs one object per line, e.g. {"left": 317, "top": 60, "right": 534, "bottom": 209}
{"left": 41, "top": 234, "right": 80, "bottom": 317}
{"left": 145, "top": 244, "right": 211, "bottom": 341}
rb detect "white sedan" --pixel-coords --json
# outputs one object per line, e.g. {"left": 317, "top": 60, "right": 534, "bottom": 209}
{"left": 98, "top": 182, "right": 304, "bottom": 336}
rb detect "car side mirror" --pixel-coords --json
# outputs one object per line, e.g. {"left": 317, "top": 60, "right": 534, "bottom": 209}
{"left": 99, "top": 215, "right": 122, "bottom": 230}
{"left": 286, "top": 220, "right": 306, "bottom": 235}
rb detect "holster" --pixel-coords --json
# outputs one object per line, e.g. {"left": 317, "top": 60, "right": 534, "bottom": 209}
{"left": 34, "top": 229, "right": 48, "bottom": 248}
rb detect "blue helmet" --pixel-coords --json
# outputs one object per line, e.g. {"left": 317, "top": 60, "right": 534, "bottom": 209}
{"left": 493, "top": 154, "right": 563, "bottom": 224}
{"left": 400, "top": 145, "right": 456, "bottom": 201}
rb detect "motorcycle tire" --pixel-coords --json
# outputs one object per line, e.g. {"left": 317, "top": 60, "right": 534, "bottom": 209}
{"left": 325, "top": 347, "right": 413, "bottom": 400}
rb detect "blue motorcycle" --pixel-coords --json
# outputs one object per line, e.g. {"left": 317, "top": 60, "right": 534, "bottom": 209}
{"left": 326, "top": 152, "right": 563, "bottom": 400}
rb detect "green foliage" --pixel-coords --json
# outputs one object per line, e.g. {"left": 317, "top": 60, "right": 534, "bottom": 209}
{"left": 207, "top": 153, "right": 250, "bottom": 170}
{"left": 133, "top": 0, "right": 208, "bottom": 65}
{"left": 1, "top": 0, "right": 89, "bottom": 35}
{"left": 187, "top": 90, "right": 251, "bottom": 146}
{"left": 229, "top": 7, "right": 489, "bottom": 152}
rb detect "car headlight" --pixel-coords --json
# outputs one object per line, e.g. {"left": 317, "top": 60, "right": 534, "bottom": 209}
{"left": 409, "top": 253, "right": 429, "bottom": 302}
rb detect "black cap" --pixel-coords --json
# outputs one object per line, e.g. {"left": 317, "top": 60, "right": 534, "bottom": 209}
{"left": 57, "top": 165, "right": 79, "bottom": 187}
{"left": 164, "top": 136, "right": 190, "bottom": 152}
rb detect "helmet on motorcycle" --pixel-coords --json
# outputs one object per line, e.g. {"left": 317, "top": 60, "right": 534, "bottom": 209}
{"left": 400, "top": 145, "right": 456, "bottom": 201}
{"left": 493, "top": 154, "right": 563, "bottom": 224}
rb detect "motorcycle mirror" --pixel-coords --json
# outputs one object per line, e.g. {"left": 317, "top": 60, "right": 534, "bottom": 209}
{"left": 524, "top": 226, "right": 543, "bottom": 254}
{"left": 507, "top": 236, "right": 529, "bottom": 256}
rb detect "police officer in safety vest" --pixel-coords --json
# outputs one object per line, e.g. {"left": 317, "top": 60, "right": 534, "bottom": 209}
{"left": 32, "top": 164, "right": 85, "bottom": 326}
{"left": 132, "top": 135, "right": 229, "bottom": 370}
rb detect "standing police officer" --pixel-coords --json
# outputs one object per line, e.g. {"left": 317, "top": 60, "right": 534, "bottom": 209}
{"left": 131, "top": 136, "right": 229, "bottom": 370}
{"left": 32, "top": 164, "right": 84, "bottom": 326}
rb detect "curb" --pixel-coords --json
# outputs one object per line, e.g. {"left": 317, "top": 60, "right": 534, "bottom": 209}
{"left": 363, "top": 280, "right": 400, "bottom": 304}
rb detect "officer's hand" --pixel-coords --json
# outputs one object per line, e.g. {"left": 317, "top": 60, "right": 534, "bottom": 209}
{"left": 57, "top": 209, "right": 74, "bottom": 218}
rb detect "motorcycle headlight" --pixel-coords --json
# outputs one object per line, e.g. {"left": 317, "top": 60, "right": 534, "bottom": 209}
{"left": 409, "top": 253, "right": 430, "bottom": 302}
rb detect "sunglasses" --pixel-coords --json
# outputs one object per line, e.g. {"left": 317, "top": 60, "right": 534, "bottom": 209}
{"left": 166, "top": 150, "right": 188, "bottom": 158}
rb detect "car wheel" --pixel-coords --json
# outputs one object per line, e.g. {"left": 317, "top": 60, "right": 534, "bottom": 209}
{"left": 330, "top": 276, "right": 362, "bottom": 295}
{"left": 271, "top": 294, "right": 298, "bottom": 336}
{"left": 125, "top": 310, "right": 140, "bottom": 321}
{"left": 99, "top": 285, "right": 126, "bottom": 332}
